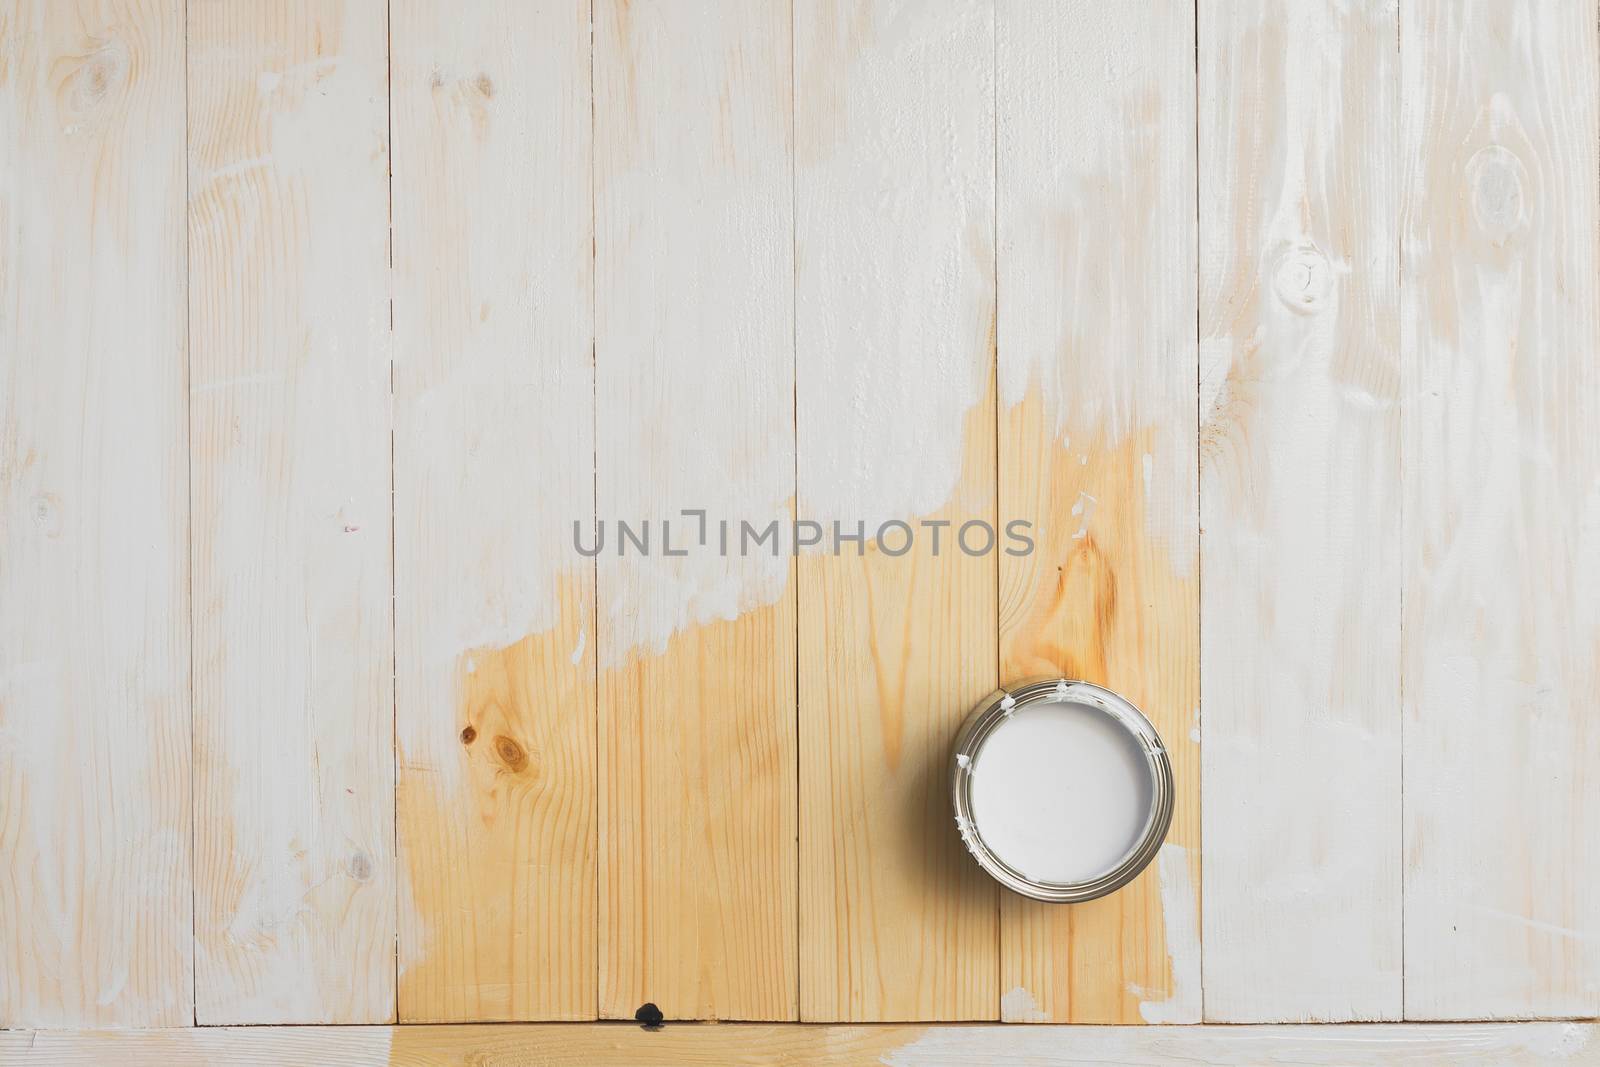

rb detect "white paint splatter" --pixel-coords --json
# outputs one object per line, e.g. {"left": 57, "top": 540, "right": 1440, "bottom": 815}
{"left": 569, "top": 626, "right": 586, "bottom": 666}
{"left": 1000, "top": 985, "right": 1049, "bottom": 1023}
{"left": 796, "top": 0, "right": 994, "bottom": 538}
{"left": 1135, "top": 843, "right": 1201, "bottom": 1023}
{"left": 1070, "top": 491, "right": 1097, "bottom": 540}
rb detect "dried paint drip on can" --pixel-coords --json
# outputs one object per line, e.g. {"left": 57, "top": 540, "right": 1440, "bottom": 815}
{"left": 951, "top": 679, "right": 1174, "bottom": 903}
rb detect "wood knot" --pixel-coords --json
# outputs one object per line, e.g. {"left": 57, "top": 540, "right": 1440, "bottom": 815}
{"left": 59, "top": 40, "right": 129, "bottom": 123}
{"left": 473, "top": 73, "right": 495, "bottom": 98}
{"left": 30, "top": 492, "right": 62, "bottom": 538}
{"left": 460, "top": 724, "right": 477, "bottom": 745}
{"left": 1271, "top": 242, "right": 1333, "bottom": 314}
{"left": 347, "top": 851, "right": 373, "bottom": 882}
{"left": 1466, "top": 144, "right": 1528, "bottom": 246}
{"left": 493, "top": 734, "right": 528, "bottom": 772}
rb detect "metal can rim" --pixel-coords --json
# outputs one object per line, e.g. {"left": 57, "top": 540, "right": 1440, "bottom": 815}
{"left": 950, "top": 677, "right": 1175, "bottom": 904}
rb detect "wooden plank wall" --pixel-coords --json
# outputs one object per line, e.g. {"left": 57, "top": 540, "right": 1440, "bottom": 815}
{"left": 997, "top": 1, "right": 1200, "bottom": 1024}
{"left": 795, "top": 0, "right": 999, "bottom": 1022}
{"left": 1400, "top": 0, "right": 1600, "bottom": 1020}
{"left": 593, "top": 0, "right": 798, "bottom": 1022}
{"left": 1198, "top": 0, "right": 1403, "bottom": 1022}
{"left": 187, "top": 0, "right": 395, "bottom": 1024}
{"left": 0, "top": 0, "right": 192, "bottom": 1028}
{"left": 391, "top": 0, "right": 596, "bottom": 1023}
{"left": 2, "top": 0, "right": 1598, "bottom": 1031}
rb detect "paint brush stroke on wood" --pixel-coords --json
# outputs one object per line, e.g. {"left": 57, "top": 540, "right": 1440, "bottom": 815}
{"left": 0, "top": 0, "right": 192, "bottom": 1028}
{"left": 1199, "top": 0, "right": 1403, "bottom": 1022}
{"left": 188, "top": 0, "right": 395, "bottom": 1025}
{"left": 1401, "top": 0, "right": 1600, "bottom": 1019}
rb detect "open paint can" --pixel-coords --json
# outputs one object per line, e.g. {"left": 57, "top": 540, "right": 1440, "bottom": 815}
{"left": 951, "top": 678, "right": 1173, "bottom": 903}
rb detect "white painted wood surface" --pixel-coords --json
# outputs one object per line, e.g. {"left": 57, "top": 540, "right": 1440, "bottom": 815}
{"left": 188, "top": 0, "right": 395, "bottom": 1024}
{"left": 1, "top": 1022, "right": 1595, "bottom": 1066}
{"left": 997, "top": 0, "right": 1200, "bottom": 1023}
{"left": 391, "top": 0, "right": 596, "bottom": 1022}
{"left": 1401, "top": 0, "right": 1600, "bottom": 1019}
{"left": 0, "top": 0, "right": 192, "bottom": 1029}
{"left": 1199, "top": 0, "right": 1403, "bottom": 1022}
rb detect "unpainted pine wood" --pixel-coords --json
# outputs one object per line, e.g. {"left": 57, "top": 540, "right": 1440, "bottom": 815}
{"left": 188, "top": 0, "right": 394, "bottom": 1023}
{"left": 391, "top": 0, "right": 596, "bottom": 1022}
{"left": 995, "top": 2, "right": 1200, "bottom": 1024}
{"left": 0, "top": 0, "right": 191, "bottom": 1027}
{"left": 796, "top": 0, "right": 998, "bottom": 1022}
{"left": 593, "top": 0, "right": 797, "bottom": 1021}
{"left": 1401, "top": 0, "right": 1600, "bottom": 1019}
{"left": 4, "top": 1022, "right": 1597, "bottom": 1066}
{"left": 1197, "top": 0, "right": 1402, "bottom": 1022}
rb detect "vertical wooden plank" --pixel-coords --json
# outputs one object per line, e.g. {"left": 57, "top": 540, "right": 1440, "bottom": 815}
{"left": 189, "top": 0, "right": 394, "bottom": 1024}
{"left": 1197, "top": 0, "right": 1402, "bottom": 1022}
{"left": 996, "top": 1, "right": 1199, "bottom": 1024}
{"left": 0, "top": 0, "right": 191, "bottom": 1027}
{"left": 796, "top": 0, "right": 998, "bottom": 1022}
{"left": 1401, "top": 0, "right": 1600, "bottom": 1019}
{"left": 391, "top": 0, "right": 595, "bottom": 1022}
{"left": 594, "top": 0, "right": 797, "bottom": 1021}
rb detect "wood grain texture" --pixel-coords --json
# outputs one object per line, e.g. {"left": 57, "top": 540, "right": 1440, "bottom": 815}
{"left": 996, "top": 1, "right": 1200, "bottom": 1025}
{"left": 2, "top": 1022, "right": 1596, "bottom": 1066}
{"left": 188, "top": 0, "right": 394, "bottom": 1023}
{"left": 796, "top": 0, "right": 998, "bottom": 1023}
{"left": 1198, "top": 0, "right": 1402, "bottom": 1022}
{"left": 391, "top": 0, "right": 596, "bottom": 1022}
{"left": 593, "top": 0, "right": 797, "bottom": 1021}
{"left": 1400, "top": 0, "right": 1600, "bottom": 1019}
{"left": 0, "top": 0, "right": 191, "bottom": 1028}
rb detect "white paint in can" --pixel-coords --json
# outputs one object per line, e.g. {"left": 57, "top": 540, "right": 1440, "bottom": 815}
{"left": 967, "top": 699, "right": 1153, "bottom": 884}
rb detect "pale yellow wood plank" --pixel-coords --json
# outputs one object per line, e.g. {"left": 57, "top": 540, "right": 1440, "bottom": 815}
{"left": 3, "top": 1023, "right": 1596, "bottom": 1066}
{"left": 1198, "top": 0, "right": 1402, "bottom": 1022}
{"left": 0, "top": 0, "right": 191, "bottom": 1028}
{"left": 188, "top": 0, "right": 394, "bottom": 1023}
{"left": 593, "top": 0, "right": 797, "bottom": 1021}
{"left": 1401, "top": 0, "right": 1600, "bottom": 1018}
{"left": 391, "top": 0, "right": 596, "bottom": 1023}
{"left": 796, "top": 0, "right": 998, "bottom": 1022}
{"left": 994, "top": 1, "right": 1200, "bottom": 1025}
